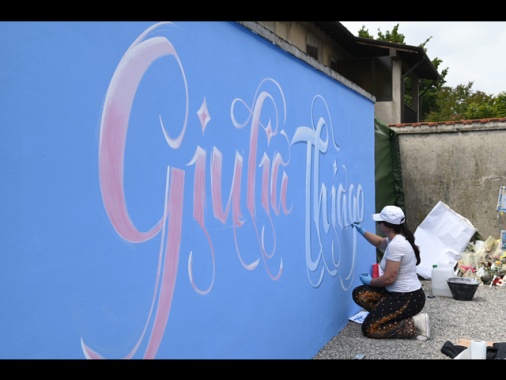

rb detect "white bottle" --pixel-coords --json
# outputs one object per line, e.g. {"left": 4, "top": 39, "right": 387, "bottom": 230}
{"left": 431, "top": 263, "right": 454, "bottom": 297}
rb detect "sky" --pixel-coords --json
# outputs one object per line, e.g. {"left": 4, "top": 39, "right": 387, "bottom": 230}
{"left": 340, "top": 22, "right": 506, "bottom": 97}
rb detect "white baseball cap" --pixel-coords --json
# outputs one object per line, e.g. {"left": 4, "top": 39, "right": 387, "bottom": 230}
{"left": 372, "top": 205, "right": 405, "bottom": 225}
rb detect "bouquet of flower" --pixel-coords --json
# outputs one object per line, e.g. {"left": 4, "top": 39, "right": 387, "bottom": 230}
{"left": 456, "top": 236, "right": 506, "bottom": 286}
{"left": 476, "top": 248, "right": 506, "bottom": 285}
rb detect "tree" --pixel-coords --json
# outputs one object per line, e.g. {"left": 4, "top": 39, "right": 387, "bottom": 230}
{"left": 358, "top": 24, "right": 405, "bottom": 44}
{"left": 492, "top": 92, "right": 506, "bottom": 117}
{"left": 424, "top": 82, "right": 474, "bottom": 121}
{"left": 464, "top": 89, "right": 496, "bottom": 119}
{"left": 421, "top": 85, "right": 506, "bottom": 121}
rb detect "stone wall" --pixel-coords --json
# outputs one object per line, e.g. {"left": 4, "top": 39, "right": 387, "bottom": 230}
{"left": 390, "top": 118, "right": 506, "bottom": 241}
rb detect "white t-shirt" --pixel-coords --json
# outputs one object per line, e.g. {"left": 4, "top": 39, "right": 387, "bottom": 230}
{"left": 379, "top": 234, "right": 421, "bottom": 293}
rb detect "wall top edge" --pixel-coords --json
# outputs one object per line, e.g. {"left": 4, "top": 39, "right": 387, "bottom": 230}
{"left": 389, "top": 118, "right": 506, "bottom": 134}
{"left": 238, "top": 21, "right": 376, "bottom": 104}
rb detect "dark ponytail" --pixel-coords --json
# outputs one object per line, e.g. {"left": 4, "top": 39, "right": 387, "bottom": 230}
{"left": 385, "top": 222, "right": 421, "bottom": 265}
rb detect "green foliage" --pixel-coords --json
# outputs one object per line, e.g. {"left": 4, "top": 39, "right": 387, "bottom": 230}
{"left": 424, "top": 83, "right": 474, "bottom": 121}
{"left": 492, "top": 92, "right": 506, "bottom": 117}
{"left": 358, "top": 23, "right": 406, "bottom": 44}
{"left": 357, "top": 26, "right": 373, "bottom": 39}
{"left": 376, "top": 24, "right": 405, "bottom": 44}
{"left": 464, "top": 90, "right": 495, "bottom": 119}
{"left": 418, "top": 36, "right": 433, "bottom": 52}
{"left": 423, "top": 83, "right": 504, "bottom": 121}
{"left": 356, "top": 23, "right": 504, "bottom": 122}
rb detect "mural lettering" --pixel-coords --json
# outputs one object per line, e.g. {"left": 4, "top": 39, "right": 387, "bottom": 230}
{"left": 84, "top": 22, "right": 365, "bottom": 359}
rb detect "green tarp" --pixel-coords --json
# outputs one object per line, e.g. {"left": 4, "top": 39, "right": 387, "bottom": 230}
{"left": 374, "top": 118, "right": 405, "bottom": 261}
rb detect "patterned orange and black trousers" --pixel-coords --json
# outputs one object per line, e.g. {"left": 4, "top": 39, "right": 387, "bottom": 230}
{"left": 352, "top": 285, "right": 426, "bottom": 339}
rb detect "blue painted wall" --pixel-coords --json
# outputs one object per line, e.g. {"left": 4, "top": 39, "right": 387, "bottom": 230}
{"left": 0, "top": 21, "right": 376, "bottom": 359}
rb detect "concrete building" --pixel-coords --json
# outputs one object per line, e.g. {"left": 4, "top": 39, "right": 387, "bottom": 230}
{"left": 244, "top": 21, "right": 440, "bottom": 125}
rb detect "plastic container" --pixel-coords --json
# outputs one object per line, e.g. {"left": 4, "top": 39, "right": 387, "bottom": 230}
{"left": 431, "top": 264, "right": 454, "bottom": 297}
{"left": 447, "top": 277, "right": 479, "bottom": 301}
{"left": 372, "top": 263, "right": 381, "bottom": 278}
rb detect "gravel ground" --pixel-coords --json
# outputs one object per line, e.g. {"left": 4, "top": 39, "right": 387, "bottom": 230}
{"left": 313, "top": 279, "right": 506, "bottom": 360}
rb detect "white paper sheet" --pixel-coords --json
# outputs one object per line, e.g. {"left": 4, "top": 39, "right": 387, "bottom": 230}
{"left": 414, "top": 201, "right": 476, "bottom": 279}
{"left": 349, "top": 311, "right": 369, "bottom": 324}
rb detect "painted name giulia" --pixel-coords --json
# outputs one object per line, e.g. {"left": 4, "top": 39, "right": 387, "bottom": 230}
{"left": 82, "top": 22, "right": 364, "bottom": 359}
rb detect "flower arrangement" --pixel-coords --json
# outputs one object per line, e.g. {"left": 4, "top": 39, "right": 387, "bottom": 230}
{"left": 456, "top": 236, "right": 506, "bottom": 286}
{"left": 476, "top": 250, "right": 506, "bottom": 285}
